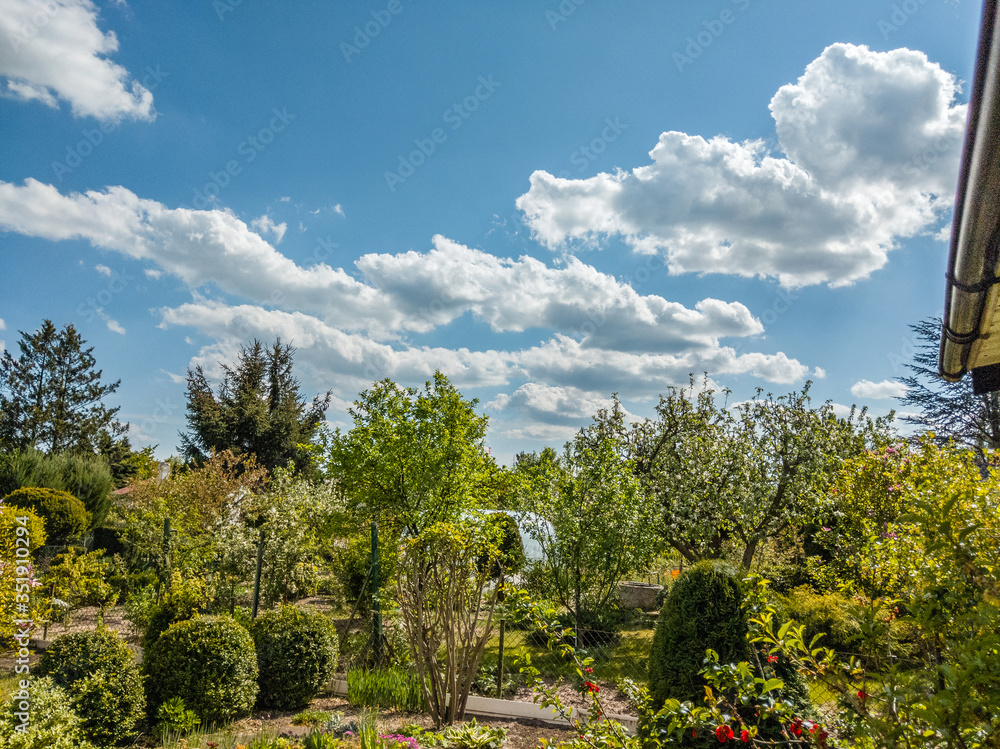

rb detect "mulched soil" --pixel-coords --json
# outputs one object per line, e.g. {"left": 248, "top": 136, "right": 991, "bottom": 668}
{"left": 219, "top": 697, "right": 578, "bottom": 749}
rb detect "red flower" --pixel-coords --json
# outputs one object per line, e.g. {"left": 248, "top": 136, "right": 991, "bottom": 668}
{"left": 583, "top": 667, "right": 593, "bottom": 674}
{"left": 691, "top": 731, "right": 697, "bottom": 738}
{"left": 740, "top": 729, "right": 749, "bottom": 743}
{"left": 858, "top": 690, "right": 869, "bottom": 704}
{"left": 789, "top": 719, "right": 803, "bottom": 737}
{"left": 582, "top": 681, "right": 600, "bottom": 694}
{"left": 767, "top": 655, "right": 778, "bottom": 663}
{"left": 715, "top": 725, "right": 734, "bottom": 743}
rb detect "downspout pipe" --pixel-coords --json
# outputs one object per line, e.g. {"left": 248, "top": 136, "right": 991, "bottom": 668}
{"left": 940, "top": 0, "right": 1000, "bottom": 381}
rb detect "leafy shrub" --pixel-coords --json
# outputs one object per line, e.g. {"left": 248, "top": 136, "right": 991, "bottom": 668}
{"left": 43, "top": 549, "right": 119, "bottom": 617}
{"left": 648, "top": 559, "right": 749, "bottom": 707}
{"left": 144, "top": 615, "right": 258, "bottom": 724}
{"left": 124, "top": 583, "right": 158, "bottom": 636}
{"left": 140, "top": 572, "right": 211, "bottom": 651}
{"left": 155, "top": 696, "right": 201, "bottom": 737}
{"left": 251, "top": 605, "right": 339, "bottom": 709}
{"left": 332, "top": 532, "right": 398, "bottom": 614}
{"left": 0, "top": 676, "right": 96, "bottom": 749}
{"left": 777, "top": 585, "right": 861, "bottom": 655}
{"left": 471, "top": 664, "right": 522, "bottom": 699}
{"left": 36, "top": 628, "right": 145, "bottom": 746}
{"left": 0, "top": 449, "right": 113, "bottom": 528}
{"left": 347, "top": 667, "right": 426, "bottom": 712}
{"left": 1, "top": 487, "right": 89, "bottom": 542}
{"left": 476, "top": 512, "right": 526, "bottom": 578}
{"left": 304, "top": 728, "right": 342, "bottom": 749}
{"left": 0, "top": 507, "right": 47, "bottom": 644}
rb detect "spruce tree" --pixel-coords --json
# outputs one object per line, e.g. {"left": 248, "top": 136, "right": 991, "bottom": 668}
{"left": 0, "top": 320, "right": 123, "bottom": 453}
{"left": 897, "top": 316, "right": 1000, "bottom": 454}
{"left": 180, "top": 338, "right": 330, "bottom": 474}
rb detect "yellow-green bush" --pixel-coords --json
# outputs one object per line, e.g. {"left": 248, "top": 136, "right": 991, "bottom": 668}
{"left": 0, "top": 507, "right": 46, "bottom": 646}
{"left": 1, "top": 487, "right": 89, "bottom": 543}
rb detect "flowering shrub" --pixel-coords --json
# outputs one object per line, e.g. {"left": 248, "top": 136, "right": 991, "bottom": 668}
{"left": 759, "top": 439, "right": 1000, "bottom": 748}
{"left": 506, "top": 586, "right": 828, "bottom": 748}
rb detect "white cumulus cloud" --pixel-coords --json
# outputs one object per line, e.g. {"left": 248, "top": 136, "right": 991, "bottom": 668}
{"left": 851, "top": 378, "right": 907, "bottom": 400}
{"left": 516, "top": 43, "right": 965, "bottom": 288}
{"left": 0, "top": 0, "right": 154, "bottom": 121}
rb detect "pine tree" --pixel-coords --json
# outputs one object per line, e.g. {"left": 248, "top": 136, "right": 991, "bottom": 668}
{"left": 180, "top": 338, "right": 330, "bottom": 474}
{"left": 896, "top": 316, "right": 1000, "bottom": 453}
{"left": 0, "top": 320, "right": 123, "bottom": 453}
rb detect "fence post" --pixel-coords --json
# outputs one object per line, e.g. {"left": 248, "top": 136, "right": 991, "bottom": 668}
{"left": 496, "top": 569, "right": 505, "bottom": 699}
{"left": 251, "top": 528, "right": 266, "bottom": 620}
{"left": 371, "top": 520, "right": 383, "bottom": 665}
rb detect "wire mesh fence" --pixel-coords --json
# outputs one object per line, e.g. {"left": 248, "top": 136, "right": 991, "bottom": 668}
{"left": 475, "top": 611, "right": 657, "bottom": 696}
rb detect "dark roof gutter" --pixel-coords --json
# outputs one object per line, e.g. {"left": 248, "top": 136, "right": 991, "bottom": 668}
{"left": 940, "top": 0, "right": 1000, "bottom": 381}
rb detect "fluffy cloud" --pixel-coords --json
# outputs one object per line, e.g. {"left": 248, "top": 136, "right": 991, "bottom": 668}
{"left": 487, "top": 383, "right": 618, "bottom": 426}
{"left": 0, "top": 178, "right": 389, "bottom": 333}
{"left": 359, "top": 235, "right": 762, "bottom": 351}
{"left": 851, "top": 378, "right": 907, "bottom": 400}
{"left": 0, "top": 0, "right": 154, "bottom": 121}
{"left": 513, "top": 335, "right": 809, "bottom": 395}
{"left": 517, "top": 44, "right": 965, "bottom": 288}
{"left": 0, "top": 179, "right": 816, "bottom": 434}
{"left": 159, "top": 301, "right": 514, "bottom": 392}
{"left": 0, "top": 181, "right": 767, "bottom": 355}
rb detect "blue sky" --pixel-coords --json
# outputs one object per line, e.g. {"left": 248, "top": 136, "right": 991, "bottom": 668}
{"left": 0, "top": 0, "right": 983, "bottom": 461}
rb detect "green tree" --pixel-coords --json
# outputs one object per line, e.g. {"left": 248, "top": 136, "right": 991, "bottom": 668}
{"left": 636, "top": 380, "right": 888, "bottom": 569}
{"left": 897, "top": 315, "right": 1000, "bottom": 455}
{"left": 180, "top": 338, "right": 330, "bottom": 474}
{"left": 520, "top": 402, "right": 659, "bottom": 628}
{"left": 96, "top": 431, "right": 158, "bottom": 488}
{"left": 326, "top": 372, "right": 499, "bottom": 534}
{"left": 0, "top": 320, "right": 123, "bottom": 453}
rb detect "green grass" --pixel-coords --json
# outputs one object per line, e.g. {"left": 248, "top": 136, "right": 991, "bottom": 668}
{"left": 479, "top": 623, "right": 655, "bottom": 683}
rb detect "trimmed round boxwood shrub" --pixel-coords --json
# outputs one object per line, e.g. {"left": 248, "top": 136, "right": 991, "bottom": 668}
{"left": 251, "top": 605, "right": 340, "bottom": 709}
{"left": 1, "top": 486, "right": 89, "bottom": 542}
{"left": 36, "top": 628, "right": 144, "bottom": 746}
{"left": 648, "top": 559, "right": 750, "bottom": 708}
{"left": 144, "top": 615, "right": 258, "bottom": 724}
